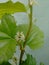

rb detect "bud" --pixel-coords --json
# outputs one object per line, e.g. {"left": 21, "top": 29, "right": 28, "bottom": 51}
{"left": 9, "top": 55, "right": 17, "bottom": 65}
{"left": 9, "top": 59, "right": 16, "bottom": 65}
{"left": 30, "top": 0, "right": 33, "bottom": 5}
{"left": 30, "top": 0, "right": 38, "bottom": 6}
{"left": 15, "top": 32, "right": 25, "bottom": 42}
{"left": 20, "top": 32, "right": 25, "bottom": 42}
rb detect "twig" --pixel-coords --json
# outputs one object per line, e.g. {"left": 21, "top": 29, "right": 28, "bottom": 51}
{"left": 19, "top": 0, "right": 33, "bottom": 65}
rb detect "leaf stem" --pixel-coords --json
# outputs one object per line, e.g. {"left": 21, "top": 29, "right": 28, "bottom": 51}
{"left": 19, "top": 0, "right": 33, "bottom": 65}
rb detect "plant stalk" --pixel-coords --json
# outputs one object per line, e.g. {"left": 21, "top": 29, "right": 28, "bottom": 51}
{"left": 24, "top": 0, "right": 33, "bottom": 46}
{"left": 19, "top": 0, "right": 33, "bottom": 65}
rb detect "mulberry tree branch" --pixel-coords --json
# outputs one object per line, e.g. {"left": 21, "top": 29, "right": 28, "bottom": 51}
{"left": 19, "top": 0, "right": 33, "bottom": 65}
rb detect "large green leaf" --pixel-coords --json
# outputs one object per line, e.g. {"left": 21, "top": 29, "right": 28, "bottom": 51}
{"left": 21, "top": 54, "right": 36, "bottom": 65}
{"left": 0, "top": 14, "right": 17, "bottom": 63}
{"left": 0, "top": 14, "right": 17, "bottom": 38}
{"left": 0, "top": 0, "right": 26, "bottom": 19}
{"left": 27, "top": 24, "right": 44, "bottom": 49}
{"left": 0, "top": 39, "right": 16, "bottom": 63}
{"left": 16, "top": 24, "right": 44, "bottom": 49}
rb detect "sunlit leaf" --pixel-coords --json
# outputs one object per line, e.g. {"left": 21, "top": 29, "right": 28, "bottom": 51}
{"left": 0, "top": 14, "right": 17, "bottom": 38}
{"left": 21, "top": 54, "right": 36, "bottom": 65}
{"left": 16, "top": 24, "right": 44, "bottom": 49}
{"left": 0, "top": 39, "right": 16, "bottom": 63}
{"left": 0, "top": 0, "right": 26, "bottom": 19}
{"left": 0, "top": 14, "right": 17, "bottom": 63}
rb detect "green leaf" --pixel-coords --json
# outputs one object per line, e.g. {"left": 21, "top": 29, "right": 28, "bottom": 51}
{"left": 0, "top": 14, "right": 17, "bottom": 38}
{"left": 16, "top": 24, "right": 44, "bottom": 49}
{"left": 0, "top": 0, "right": 26, "bottom": 19}
{"left": 0, "top": 14, "right": 17, "bottom": 63}
{"left": 0, "top": 61, "right": 11, "bottom": 65}
{"left": 0, "top": 39, "right": 16, "bottom": 63}
{"left": 40, "top": 62, "right": 44, "bottom": 65}
{"left": 27, "top": 24, "right": 44, "bottom": 49}
{"left": 21, "top": 54, "right": 36, "bottom": 65}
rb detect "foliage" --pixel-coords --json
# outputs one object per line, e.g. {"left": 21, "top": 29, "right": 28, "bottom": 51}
{"left": 0, "top": 0, "right": 44, "bottom": 65}
{"left": 0, "top": 14, "right": 17, "bottom": 63}
{"left": 0, "top": 56, "right": 44, "bottom": 65}
{"left": 16, "top": 24, "right": 44, "bottom": 49}
{"left": 20, "top": 54, "right": 36, "bottom": 65}
{"left": 40, "top": 62, "right": 44, "bottom": 65}
{"left": 0, "top": 13, "right": 44, "bottom": 64}
{"left": 0, "top": 62, "right": 11, "bottom": 65}
{"left": 20, "top": 54, "right": 44, "bottom": 65}
{"left": 0, "top": 0, "right": 26, "bottom": 19}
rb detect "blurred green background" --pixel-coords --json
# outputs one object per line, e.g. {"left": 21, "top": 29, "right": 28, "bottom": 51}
{"left": 0, "top": 0, "right": 49, "bottom": 65}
